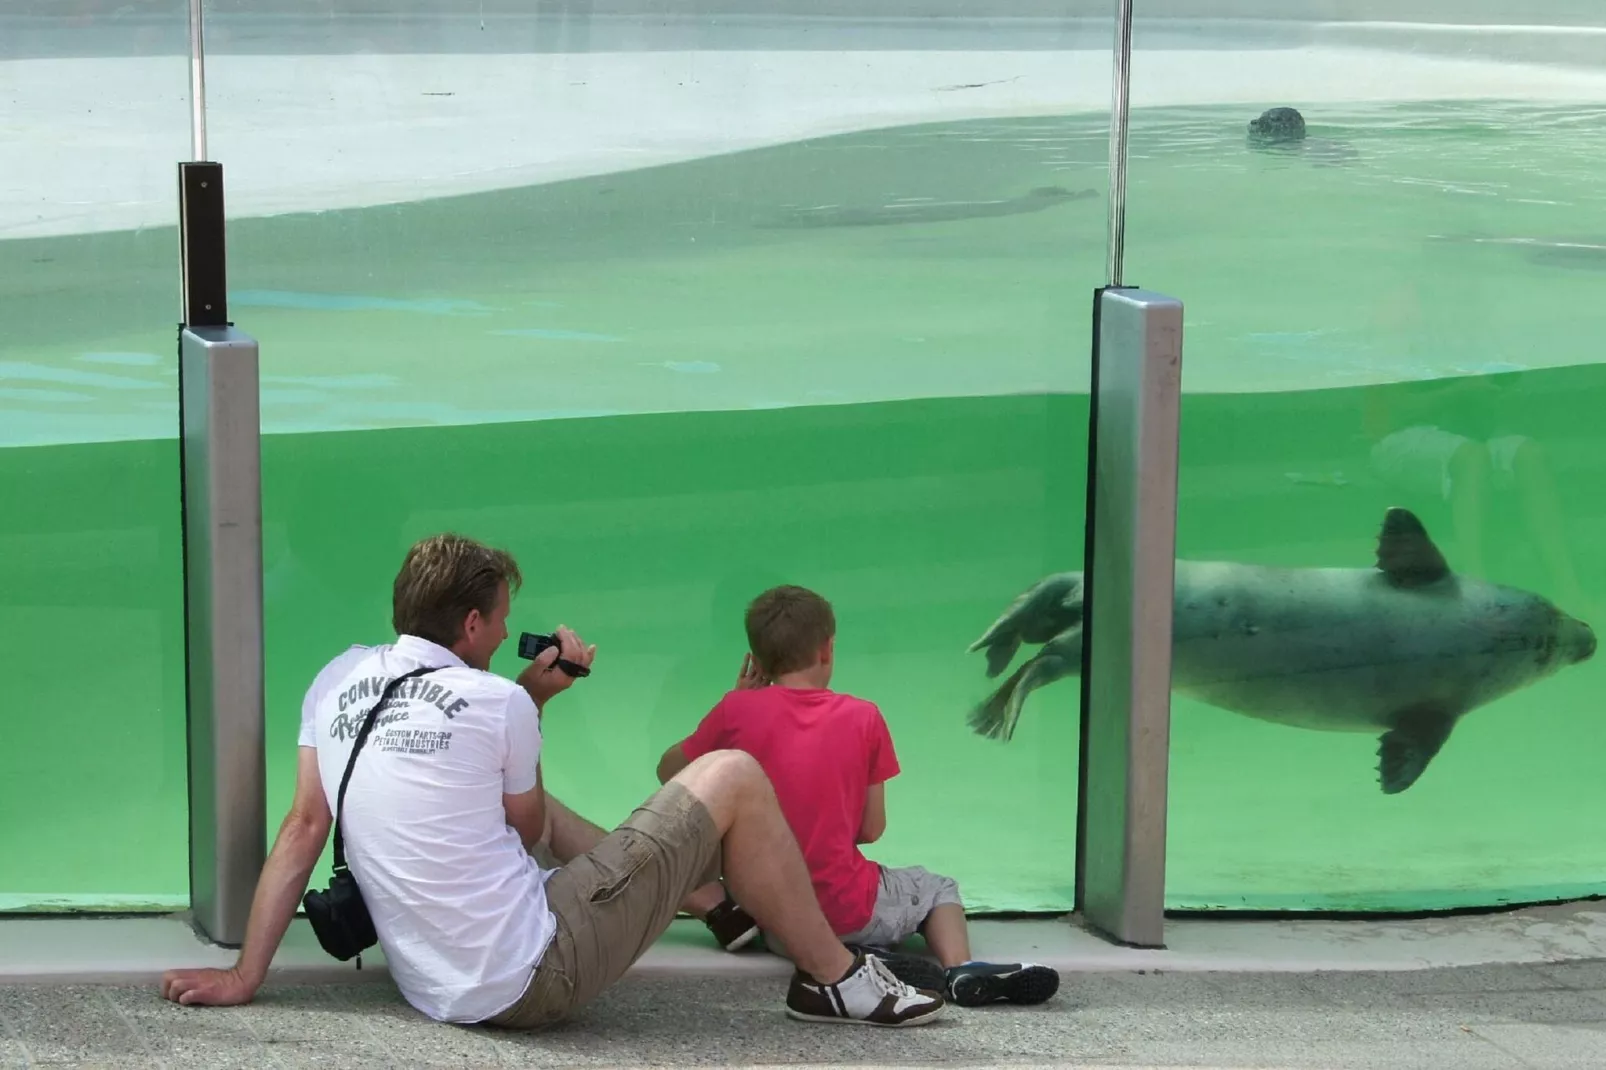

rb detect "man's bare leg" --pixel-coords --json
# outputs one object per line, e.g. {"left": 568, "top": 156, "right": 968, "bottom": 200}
{"left": 669, "top": 750, "right": 855, "bottom": 985}
{"left": 543, "top": 793, "right": 725, "bottom": 920}
{"left": 541, "top": 795, "right": 608, "bottom": 863}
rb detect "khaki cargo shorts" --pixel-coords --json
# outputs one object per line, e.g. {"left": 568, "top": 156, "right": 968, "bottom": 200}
{"left": 839, "top": 865, "right": 962, "bottom": 949}
{"left": 485, "top": 781, "right": 722, "bottom": 1030}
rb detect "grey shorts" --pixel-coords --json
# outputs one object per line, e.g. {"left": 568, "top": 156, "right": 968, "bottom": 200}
{"left": 839, "top": 865, "right": 963, "bottom": 949}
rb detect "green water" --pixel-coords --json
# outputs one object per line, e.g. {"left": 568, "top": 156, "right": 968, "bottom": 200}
{"left": 1162, "top": 369, "right": 1606, "bottom": 911}
{"left": 5, "top": 100, "right": 1606, "bottom": 913}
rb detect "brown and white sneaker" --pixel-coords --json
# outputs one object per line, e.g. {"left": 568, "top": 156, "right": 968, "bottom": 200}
{"left": 785, "top": 951, "right": 946, "bottom": 1027}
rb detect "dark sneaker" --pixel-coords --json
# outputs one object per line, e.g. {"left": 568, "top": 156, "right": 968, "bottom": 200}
{"left": 945, "top": 961, "right": 1060, "bottom": 1007}
{"left": 845, "top": 943, "right": 947, "bottom": 993}
{"left": 786, "top": 952, "right": 946, "bottom": 1027}
{"left": 703, "top": 897, "right": 759, "bottom": 952}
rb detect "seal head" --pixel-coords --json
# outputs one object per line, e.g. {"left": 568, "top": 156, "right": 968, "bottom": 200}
{"left": 1248, "top": 106, "right": 1307, "bottom": 144}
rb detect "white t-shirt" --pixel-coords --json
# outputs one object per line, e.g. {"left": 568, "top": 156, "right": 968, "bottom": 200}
{"left": 299, "top": 634, "right": 557, "bottom": 1023}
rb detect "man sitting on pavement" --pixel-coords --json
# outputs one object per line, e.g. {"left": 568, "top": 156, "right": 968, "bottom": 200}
{"left": 159, "top": 533, "right": 946, "bottom": 1029}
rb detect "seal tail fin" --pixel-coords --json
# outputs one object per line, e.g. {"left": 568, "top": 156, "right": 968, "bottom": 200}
{"left": 967, "top": 625, "right": 1084, "bottom": 743}
{"left": 968, "top": 662, "right": 1032, "bottom": 741}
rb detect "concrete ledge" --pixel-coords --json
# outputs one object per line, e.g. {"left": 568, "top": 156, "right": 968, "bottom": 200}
{"left": 8, "top": 899, "right": 1606, "bottom": 986}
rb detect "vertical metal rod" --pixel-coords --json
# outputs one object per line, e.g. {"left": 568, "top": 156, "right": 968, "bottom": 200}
{"left": 1106, "top": 0, "right": 1135, "bottom": 287}
{"left": 187, "top": 0, "right": 209, "bottom": 161}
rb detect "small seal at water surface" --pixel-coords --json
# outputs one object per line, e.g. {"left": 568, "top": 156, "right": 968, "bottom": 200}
{"left": 966, "top": 507, "right": 1596, "bottom": 795}
{"left": 1246, "top": 106, "right": 1358, "bottom": 166}
{"left": 1249, "top": 106, "right": 1307, "bottom": 144}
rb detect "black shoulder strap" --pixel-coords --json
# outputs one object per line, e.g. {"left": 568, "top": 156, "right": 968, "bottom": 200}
{"left": 331, "top": 665, "right": 441, "bottom": 874}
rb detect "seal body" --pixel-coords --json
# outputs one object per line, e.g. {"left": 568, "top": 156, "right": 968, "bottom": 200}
{"left": 968, "top": 508, "right": 1596, "bottom": 793}
{"left": 1170, "top": 559, "right": 1588, "bottom": 732}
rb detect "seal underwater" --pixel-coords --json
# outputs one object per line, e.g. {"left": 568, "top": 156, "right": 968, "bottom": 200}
{"left": 967, "top": 507, "right": 1596, "bottom": 794}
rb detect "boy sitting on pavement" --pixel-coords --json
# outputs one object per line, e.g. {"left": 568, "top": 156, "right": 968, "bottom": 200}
{"left": 656, "top": 585, "right": 1060, "bottom": 1008}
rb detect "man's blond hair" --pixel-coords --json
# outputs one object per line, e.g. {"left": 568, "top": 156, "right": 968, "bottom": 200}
{"left": 392, "top": 533, "right": 522, "bottom": 647}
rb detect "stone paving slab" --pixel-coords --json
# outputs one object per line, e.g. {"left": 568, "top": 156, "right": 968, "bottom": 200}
{"left": 7, "top": 964, "right": 1606, "bottom": 1069}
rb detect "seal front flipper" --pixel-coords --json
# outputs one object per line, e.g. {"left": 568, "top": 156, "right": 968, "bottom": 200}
{"left": 968, "top": 572, "right": 1083, "bottom": 678}
{"left": 1375, "top": 507, "right": 1451, "bottom": 589}
{"left": 1377, "top": 704, "right": 1460, "bottom": 794}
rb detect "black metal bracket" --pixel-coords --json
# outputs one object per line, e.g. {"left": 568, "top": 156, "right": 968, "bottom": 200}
{"left": 179, "top": 161, "right": 229, "bottom": 329}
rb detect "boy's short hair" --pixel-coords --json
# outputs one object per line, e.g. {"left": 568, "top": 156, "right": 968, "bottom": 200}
{"left": 745, "top": 585, "right": 836, "bottom": 676}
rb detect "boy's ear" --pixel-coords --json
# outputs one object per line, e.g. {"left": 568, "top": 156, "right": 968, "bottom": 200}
{"left": 822, "top": 635, "right": 835, "bottom": 663}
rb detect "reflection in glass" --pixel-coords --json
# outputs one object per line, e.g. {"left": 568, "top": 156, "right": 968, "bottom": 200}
{"left": 0, "top": 3, "right": 191, "bottom": 907}
{"left": 202, "top": 3, "right": 1115, "bottom": 912}
{"left": 1116, "top": 11, "right": 1606, "bottom": 911}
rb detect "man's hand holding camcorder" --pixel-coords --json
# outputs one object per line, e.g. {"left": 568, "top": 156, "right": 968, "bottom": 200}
{"left": 517, "top": 625, "right": 596, "bottom": 708}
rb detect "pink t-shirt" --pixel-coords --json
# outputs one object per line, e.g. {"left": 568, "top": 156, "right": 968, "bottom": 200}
{"left": 679, "top": 686, "right": 900, "bottom": 935}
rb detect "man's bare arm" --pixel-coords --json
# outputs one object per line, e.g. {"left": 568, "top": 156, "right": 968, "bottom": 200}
{"left": 161, "top": 747, "right": 332, "bottom": 1005}
{"left": 504, "top": 763, "right": 548, "bottom": 851}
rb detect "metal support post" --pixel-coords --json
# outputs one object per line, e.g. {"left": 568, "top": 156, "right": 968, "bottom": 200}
{"left": 1074, "top": 288, "right": 1183, "bottom": 949}
{"left": 178, "top": 140, "right": 265, "bottom": 944}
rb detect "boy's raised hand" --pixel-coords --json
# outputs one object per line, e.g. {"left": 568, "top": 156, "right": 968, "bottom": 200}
{"left": 735, "top": 653, "right": 768, "bottom": 690}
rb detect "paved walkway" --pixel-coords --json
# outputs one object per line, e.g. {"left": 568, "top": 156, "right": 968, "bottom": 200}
{"left": 8, "top": 907, "right": 1606, "bottom": 1068}
{"left": 8, "top": 961, "right": 1606, "bottom": 1069}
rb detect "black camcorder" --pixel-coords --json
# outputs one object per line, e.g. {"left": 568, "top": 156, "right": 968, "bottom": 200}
{"left": 517, "top": 631, "right": 561, "bottom": 661}
{"left": 516, "top": 631, "right": 591, "bottom": 678}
